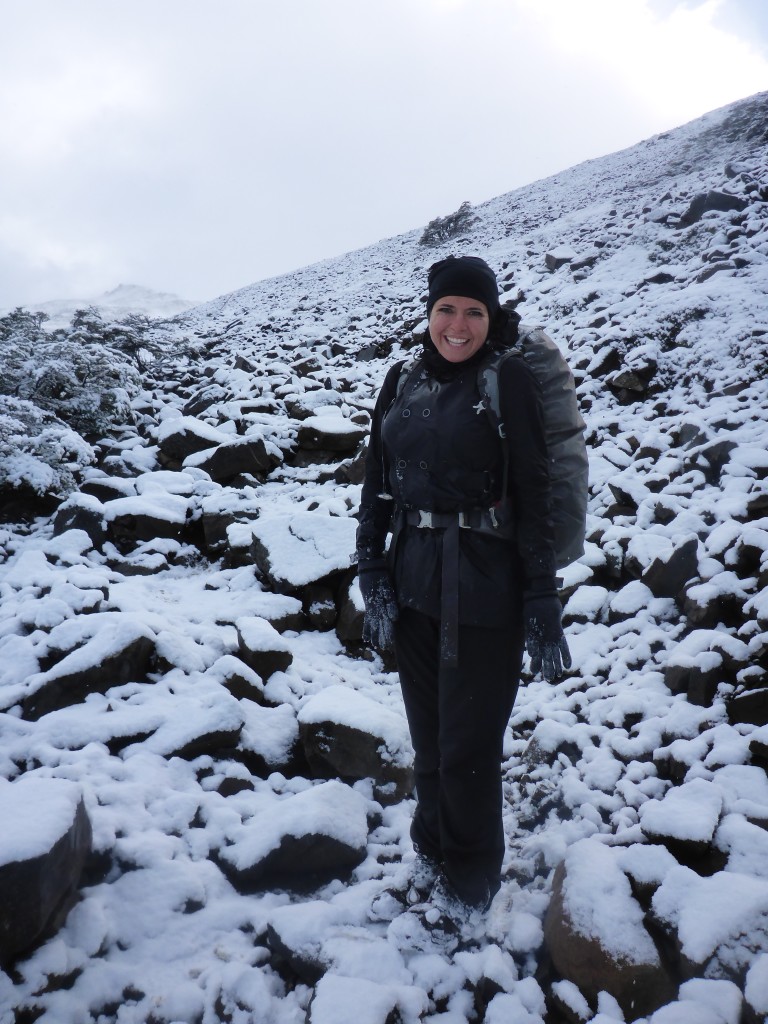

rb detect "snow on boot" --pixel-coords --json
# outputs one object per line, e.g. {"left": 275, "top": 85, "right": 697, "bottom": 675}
{"left": 386, "top": 871, "right": 487, "bottom": 952}
{"left": 369, "top": 850, "right": 440, "bottom": 922}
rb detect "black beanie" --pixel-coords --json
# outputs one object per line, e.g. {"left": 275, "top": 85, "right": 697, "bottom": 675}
{"left": 426, "top": 255, "right": 499, "bottom": 318}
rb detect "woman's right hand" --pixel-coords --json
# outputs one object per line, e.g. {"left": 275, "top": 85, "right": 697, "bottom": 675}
{"left": 358, "top": 559, "right": 399, "bottom": 652}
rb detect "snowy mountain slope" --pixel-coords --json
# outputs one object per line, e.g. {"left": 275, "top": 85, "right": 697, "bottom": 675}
{"left": 5, "top": 284, "right": 197, "bottom": 330}
{"left": 0, "top": 91, "right": 768, "bottom": 1023}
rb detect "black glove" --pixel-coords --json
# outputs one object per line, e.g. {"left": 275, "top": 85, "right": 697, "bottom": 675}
{"left": 524, "top": 593, "right": 571, "bottom": 681}
{"left": 358, "top": 558, "right": 399, "bottom": 652}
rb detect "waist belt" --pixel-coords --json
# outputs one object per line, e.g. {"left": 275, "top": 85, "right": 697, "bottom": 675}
{"left": 401, "top": 507, "right": 507, "bottom": 667}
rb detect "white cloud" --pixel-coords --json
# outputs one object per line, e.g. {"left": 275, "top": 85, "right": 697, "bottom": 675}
{"left": 0, "top": 0, "right": 766, "bottom": 309}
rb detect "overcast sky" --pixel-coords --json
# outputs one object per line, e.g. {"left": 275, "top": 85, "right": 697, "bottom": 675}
{"left": 1, "top": 0, "right": 766, "bottom": 310}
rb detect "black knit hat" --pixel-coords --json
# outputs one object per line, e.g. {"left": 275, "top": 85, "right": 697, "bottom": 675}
{"left": 426, "top": 255, "right": 499, "bottom": 318}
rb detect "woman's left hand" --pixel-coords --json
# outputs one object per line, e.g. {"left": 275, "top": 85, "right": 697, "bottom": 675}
{"left": 524, "top": 594, "right": 572, "bottom": 681}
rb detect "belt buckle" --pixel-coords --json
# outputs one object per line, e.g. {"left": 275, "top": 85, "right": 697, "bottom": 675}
{"left": 417, "top": 510, "right": 433, "bottom": 528}
{"left": 458, "top": 511, "right": 470, "bottom": 528}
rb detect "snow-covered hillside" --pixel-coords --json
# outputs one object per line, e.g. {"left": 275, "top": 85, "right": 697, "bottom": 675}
{"left": 5, "top": 284, "right": 197, "bottom": 330}
{"left": 1, "top": 91, "right": 768, "bottom": 1023}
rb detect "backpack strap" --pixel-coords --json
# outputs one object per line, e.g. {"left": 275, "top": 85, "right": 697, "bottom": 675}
{"left": 476, "top": 348, "right": 521, "bottom": 504}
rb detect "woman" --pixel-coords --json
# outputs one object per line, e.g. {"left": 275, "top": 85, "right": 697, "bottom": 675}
{"left": 356, "top": 255, "right": 570, "bottom": 941}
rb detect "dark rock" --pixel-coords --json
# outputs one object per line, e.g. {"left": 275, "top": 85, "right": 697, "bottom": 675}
{"left": 686, "top": 438, "right": 738, "bottom": 484}
{"left": 296, "top": 418, "right": 367, "bottom": 454}
{"left": 697, "top": 262, "right": 736, "bottom": 284}
{"left": 249, "top": 511, "right": 357, "bottom": 594}
{"left": 156, "top": 417, "right": 224, "bottom": 465}
{"left": 333, "top": 448, "right": 367, "bottom": 485}
{"left": 103, "top": 496, "right": 189, "bottom": 552}
{"left": 543, "top": 844, "right": 675, "bottom": 1019}
{"left": 189, "top": 436, "right": 281, "bottom": 484}
{"left": 0, "top": 779, "right": 92, "bottom": 965}
{"left": 303, "top": 583, "right": 337, "bottom": 630}
{"left": 545, "top": 249, "right": 575, "bottom": 272}
{"left": 215, "top": 780, "right": 368, "bottom": 890}
{"left": 22, "top": 620, "right": 156, "bottom": 720}
{"left": 639, "top": 778, "right": 722, "bottom": 861}
{"left": 298, "top": 685, "right": 414, "bottom": 804}
{"left": 680, "top": 191, "right": 748, "bottom": 226}
{"left": 52, "top": 499, "right": 106, "bottom": 549}
{"left": 236, "top": 617, "right": 293, "bottom": 680}
{"left": 335, "top": 574, "right": 365, "bottom": 644}
{"left": 642, "top": 536, "right": 699, "bottom": 599}
{"left": 215, "top": 655, "right": 268, "bottom": 704}
{"left": 727, "top": 688, "right": 768, "bottom": 726}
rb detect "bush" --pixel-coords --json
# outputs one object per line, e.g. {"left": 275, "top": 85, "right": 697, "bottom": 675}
{"left": 0, "top": 307, "right": 141, "bottom": 439}
{"left": 0, "top": 397, "right": 94, "bottom": 499}
{"left": 419, "top": 201, "right": 478, "bottom": 247}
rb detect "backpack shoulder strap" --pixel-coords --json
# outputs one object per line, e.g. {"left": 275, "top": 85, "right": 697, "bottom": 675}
{"left": 396, "top": 354, "right": 423, "bottom": 398}
{"left": 476, "top": 347, "right": 521, "bottom": 500}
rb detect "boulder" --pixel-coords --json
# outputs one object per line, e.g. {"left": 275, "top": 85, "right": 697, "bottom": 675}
{"left": 22, "top": 617, "right": 156, "bottom": 720}
{"left": 295, "top": 415, "right": 367, "bottom": 454}
{"left": 543, "top": 839, "right": 675, "bottom": 1019}
{"left": 545, "top": 246, "right": 576, "bottom": 272}
{"left": 665, "top": 629, "right": 750, "bottom": 706}
{"left": 298, "top": 685, "right": 414, "bottom": 803}
{"left": 335, "top": 574, "right": 365, "bottom": 644}
{"left": 250, "top": 511, "right": 358, "bottom": 593}
{"left": 638, "top": 778, "right": 723, "bottom": 860}
{"left": 642, "top": 536, "right": 699, "bottom": 599}
{"left": 0, "top": 778, "right": 92, "bottom": 965}
{"left": 215, "top": 780, "right": 369, "bottom": 890}
{"left": 651, "top": 865, "right": 768, "bottom": 983}
{"left": 235, "top": 702, "right": 302, "bottom": 778}
{"left": 156, "top": 416, "right": 227, "bottom": 466}
{"left": 727, "top": 687, "right": 768, "bottom": 727}
{"left": 185, "top": 435, "right": 281, "bottom": 483}
{"left": 102, "top": 493, "right": 190, "bottom": 552}
{"left": 680, "top": 190, "right": 748, "bottom": 226}
{"left": 236, "top": 616, "right": 293, "bottom": 680}
{"left": 302, "top": 583, "right": 338, "bottom": 630}
{"left": 52, "top": 495, "right": 107, "bottom": 549}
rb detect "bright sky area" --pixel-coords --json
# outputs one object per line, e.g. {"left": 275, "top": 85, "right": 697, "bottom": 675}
{"left": 1, "top": 0, "right": 766, "bottom": 309}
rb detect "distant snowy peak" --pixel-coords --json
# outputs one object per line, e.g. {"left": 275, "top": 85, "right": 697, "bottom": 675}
{"left": 23, "top": 284, "right": 198, "bottom": 330}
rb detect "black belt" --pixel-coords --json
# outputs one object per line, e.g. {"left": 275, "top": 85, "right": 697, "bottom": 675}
{"left": 401, "top": 508, "right": 505, "bottom": 667}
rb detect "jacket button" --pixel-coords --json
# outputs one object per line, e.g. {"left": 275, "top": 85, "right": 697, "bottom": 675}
{"left": 419, "top": 461, "right": 428, "bottom": 470}
{"left": 397, "top": 459, "right": 406, "bottom": 469}
{"left": 402, "top": 409, "right": 411, "bottom": 418}
{"left": 422, "top": 408, "right": 431, "bottom": 418}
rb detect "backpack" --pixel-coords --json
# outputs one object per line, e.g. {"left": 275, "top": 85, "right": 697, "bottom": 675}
{"left": 397, "top": 324, "right": 588, "bottom": 569}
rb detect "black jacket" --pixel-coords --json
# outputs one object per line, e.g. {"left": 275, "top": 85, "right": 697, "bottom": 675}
{"left": 357, "top": 337, "right": 557, "bottom": 629}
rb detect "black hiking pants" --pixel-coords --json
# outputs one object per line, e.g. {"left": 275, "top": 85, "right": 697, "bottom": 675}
{"left": 394, "top": 606, "right": 523, "bottom": 907}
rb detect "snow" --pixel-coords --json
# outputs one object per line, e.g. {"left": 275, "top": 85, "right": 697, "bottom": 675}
{"left": 559, "top": 839, "right": 660, "bottom": 966}
{"left": 1, "top": 91, "right": 768, "bottom": 1022}
{"left": 0, "top": 777, "right": 83, "bottom": 866}
{"left": 638, "top": 777, "right": 723, "bottom": 844}
{"left": 297, "top": 685, "right": 413, "bottom": 766}
{"left": 217, "top": 780, "right": 368, "bottom": 871}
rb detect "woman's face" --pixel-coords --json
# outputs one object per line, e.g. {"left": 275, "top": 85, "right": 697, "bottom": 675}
{"left": 428, "top": 295, "right": 490, "bottom": 363}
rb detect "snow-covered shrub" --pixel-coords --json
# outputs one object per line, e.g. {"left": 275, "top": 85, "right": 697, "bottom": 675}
{"left": 419, "top": 200, "right": 478, "bottom": 246}
{"left": 0, "top": 307, "right": 141, "bottom": 439}
{"left": 0, "top": 397, "right": 95, "bottom": 498}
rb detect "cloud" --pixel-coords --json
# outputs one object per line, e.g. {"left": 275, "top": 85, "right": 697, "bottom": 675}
{"left": 0, "top": 0, "right": 766, "bottom": 309}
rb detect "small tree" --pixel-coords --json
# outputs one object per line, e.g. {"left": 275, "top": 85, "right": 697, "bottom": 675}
{"left": 419, "top": 201, "right": 478, "bottom": 247}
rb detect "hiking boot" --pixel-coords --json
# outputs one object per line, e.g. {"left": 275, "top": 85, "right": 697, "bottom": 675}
{"left": 386, "top": 871, "right": 487, "bottom": 952}
{"left": 369, "top": 850, "right": 440, "bottom": 922}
